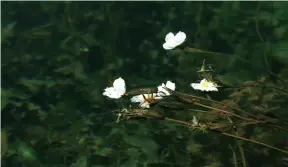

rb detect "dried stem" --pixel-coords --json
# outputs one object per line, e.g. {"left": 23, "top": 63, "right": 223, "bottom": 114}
{"left": 170, "top": 90, "right": 259, "bottom": 119}
{"left": 170, "top": 91, "right": 260, "bottom": 122}
{"left": 219, "top": 132, "right": 288, "bottom": 155}
{"left": 225, "top": 84, "right": 288, "bottom": 94}
{"left": 126, "top": 88, "right": 157, "bottom": 96}
{"left": 164, "top": 117, "right": 288, "bottom": 155}
{"left": 194, "top": 102, "right": 259, "bottom": 123}
{"left": 117, "top": 108, "right": 288, "bottom": 155}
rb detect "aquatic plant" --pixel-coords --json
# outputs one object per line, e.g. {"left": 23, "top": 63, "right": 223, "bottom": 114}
{"left": 103, "top": 29, "right": 288, "bottom": 166}
{"left": 2, "top": 1, "right": 288, "bottom": 167}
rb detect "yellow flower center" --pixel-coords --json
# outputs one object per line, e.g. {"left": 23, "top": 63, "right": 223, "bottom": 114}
{"left": 201, "top": 81, "right": 210, "bottom": 88}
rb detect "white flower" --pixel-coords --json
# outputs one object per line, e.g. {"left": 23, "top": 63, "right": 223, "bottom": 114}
{"left": 163, "top": 31, "right": 186, "bottom": 50}
{"left": 130, "top": 93, "right": 162, "bottom": 108}
{"left": 103, "top": 77, "right": 126, "bottom": 99}
{"left": 190, "top": 79, "right": 219, "bottom": 92}
{"left": 192, "top": 116, "right": 199, "bottom": 126}
{"left": 157, "top": 80, "right": 176, "bottom": 97}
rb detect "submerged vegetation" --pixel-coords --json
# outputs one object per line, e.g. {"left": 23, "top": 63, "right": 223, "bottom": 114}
{"left": 1, "top": 1, "right": 288, "bottom": 167}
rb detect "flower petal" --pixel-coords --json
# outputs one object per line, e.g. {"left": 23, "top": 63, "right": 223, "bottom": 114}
{"left": 157, "top": 85, "right": 169, "bottom": 96}
{"left": 113, "top": 77, "right": 126, "bottom": 96}
{"left": 199, "top": 79, "right": 208, "bottom": 85}
{"left": 163, "top": 31, "right": 186, "bottom": 50}
{"left": 130, "top": 95, "right": 145, "bottom": 103}
{"left": 163, "top": 41, "right": 176, "bottom": 50}
{"left": 165, "top": 81, "right": 176, "bottom": 91}
{"left": 156, "top": 81, "right": 176, "bottom": 96}
{"left": 103, "top": 87, "right": 121, "bottom": 99}
{"left": 154, "top": 96, "right": 163, "bottom": 100}
{"left": 192, "top": 116, "right": 199, "bottom": 125}
{"left": 191, "top": 83, "right": 201, "bottom": 90}
{"left": 207, "top": 83, "right": 218, "bottom": 91}
{"left": 191, "top": 79, "right": 219, "bottom": 92}
{"left": 140, "top": 101, "right": 150, "bottom": 108}
{"left": 165, "top": 32, "right": 175, "bottom": 42}
{"left": 174, "top": 31, "right": 186, "bottom": 46}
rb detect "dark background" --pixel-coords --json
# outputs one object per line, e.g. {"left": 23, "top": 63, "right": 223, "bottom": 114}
{"left": 1, "top": 1, "right": 288, "bottom": 167}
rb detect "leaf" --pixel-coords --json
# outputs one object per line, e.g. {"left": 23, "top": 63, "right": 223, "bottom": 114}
{"left": 186, "top": 143, "right": 203, "bottom": 155}
{"left": 12, "top": 90, "right": 30, "bottom": 100}
{"left": 258, "top": 11, "right": 273, "bottom": 23}
{"left": 73, "top": 61, "right": 88, "bottom": 80}
{"left": 1, "top": 89, "right": 12, "bottom": 110}
{"left": 119, "top": 148, "right": 140, "bottom": 167}
{"left": 40, "top": 3, "right": 59, "bottom": 14}
{"left": 16, "top": 140, "right": 40, "bottom": 165}
{"left": 1, "top": 88, "right": 30, "bottom": 109}
{"left": 274, "top": 26, "right": 288, "bottom": 40}
{"left": 81, "top": 33, "right": 99, "bottom": 47}
{"left": 10, "top": 101, "right": 24, "bottom": 107}
{"left": 56, "top": 54, "right": 73, "bottom": 62}
{"left": 19, "top": 79, "right": 56, "bottom": 93}
{"left": 19, "top": 79, "right": 41, "bottom": 90}
{"left": 262, "top": 92, "right": 278, "bottom": 102}
{"left": 1, "top": 130, "right": 8, "bottom": 156}
{"left": 94, "top": 147, "right": 113, "bottom": 156}
{"left": 28, "top": 103, "right": 41, "bottom": 111}
{"left": 70, "top": 156, "right": 87, "bottom": 167}
{"left": 1, "top": 21, "right": 16, "bottom": 42}
{"left": 216, "top": 74, "right": 242, "bottom": 86}
{"left": 123, "top": 135, "right": 159, "bottom": 162}
{"left": 54, "top": 66, "right": 73, "bottom": 75}
{"left": 272, "top": 41, "right": 288, "bottom": 65}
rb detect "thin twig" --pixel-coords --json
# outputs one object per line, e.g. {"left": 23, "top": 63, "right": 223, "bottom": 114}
{"left": 225, "top": 84, "right": 288, "bottom": 94}
{"left": 236, "top": 132, "right": 247, "bottom": 167}
{"left": 164, "top": 117, "right": 288, "bottom": 155}
{"left": 194, "top": 102, "right": 260, "bottom": 123}
{"left": 219, "top": 131, "right": 288, "bottom": 155}
{"left": 229, "top": 144, "right": 238, "bottom": 167}
{"left": 172, "top": 90, "right": 258, "bottom": 119}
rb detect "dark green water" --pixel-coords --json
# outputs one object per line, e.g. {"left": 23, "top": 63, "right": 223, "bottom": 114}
{"left": 1, "top": 2, "right": 288, "bottom": 167}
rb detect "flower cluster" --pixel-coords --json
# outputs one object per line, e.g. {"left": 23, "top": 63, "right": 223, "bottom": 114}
{"left": 103, "top": 31, "right": 220, "bottom": 107}
{"left": 103, "top": 79, "right": 176, "bottom": 108}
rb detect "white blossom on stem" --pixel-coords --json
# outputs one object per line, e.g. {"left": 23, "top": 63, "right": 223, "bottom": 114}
{"left": 103, "top": 77, "right": 126, "bottom": 99}
{"left": 190, "top": 79, "right": 219, "bottom": 92}
{"left": 163, "top": 31, "right": 186, "bottom": 50}
{"left": 157, "top": 80, "right": 176, "bottom": 97}
{"left": 130, "top": 93, "right": 162, "bottom": 108}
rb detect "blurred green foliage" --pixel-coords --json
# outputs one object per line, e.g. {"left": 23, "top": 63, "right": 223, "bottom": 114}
{"left": 1, "top": 1, "right": 288, "bottom": 167}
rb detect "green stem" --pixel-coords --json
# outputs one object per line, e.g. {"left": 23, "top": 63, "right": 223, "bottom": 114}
{"left": 229, "top": 145, "right": 238, "bottom": 167}
{"left": 236, "top": 131, "right": 247, "bottom": 167}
